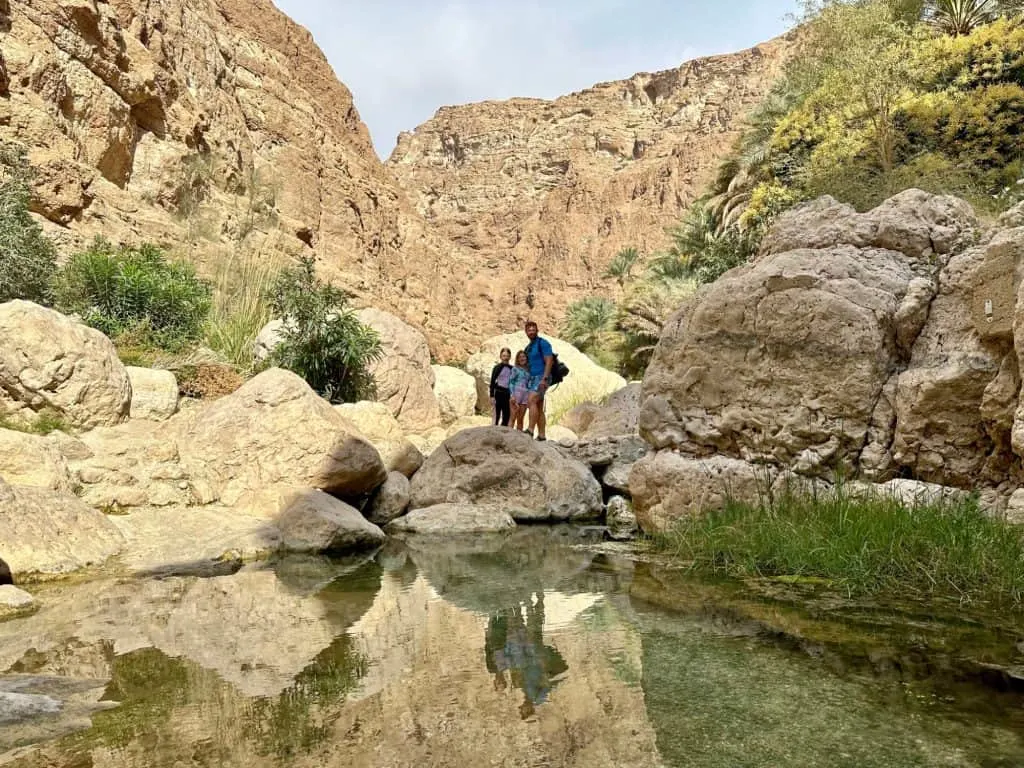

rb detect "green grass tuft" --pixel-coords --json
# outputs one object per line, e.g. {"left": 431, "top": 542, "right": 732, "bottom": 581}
{"left": 659, "top": 483, "right": 1024, "bottom": 606}
{"left": 0, "top": 407, "right": 71, "bottom": 435}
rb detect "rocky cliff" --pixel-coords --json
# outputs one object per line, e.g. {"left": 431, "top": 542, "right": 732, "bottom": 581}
{"left": 0, "top": 0, "right": 482, "bottom": 357}
{"left": 0, "top": 0, "right": 790, "bottom": 358}
{"left": 387, "top": 36, "right": 792, "bottom": 334}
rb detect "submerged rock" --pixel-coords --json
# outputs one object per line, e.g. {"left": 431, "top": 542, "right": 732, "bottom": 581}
{"left": 605, "top": 496, "right": 638, "bottom": 541}
{"left": 385, "top": 504, "right": 516, "bottom": 534}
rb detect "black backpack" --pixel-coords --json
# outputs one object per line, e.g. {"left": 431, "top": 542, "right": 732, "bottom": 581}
{"left": 528, "top": 339, "right": 570, "bottom": 386}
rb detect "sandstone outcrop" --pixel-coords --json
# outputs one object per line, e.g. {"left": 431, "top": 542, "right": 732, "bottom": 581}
{"left": 356, "top": 308, "right": 441, "bottom": 432}
{"left": 0, "top": 478, "right": 124, "bottom": 580}
{"left": 631, "top": 190, "right": 1024, "bottom": 533}
{"left": 431, "top": 364, "right": 478, "bottom": 424}
{"left": 388, "top": 37, "right": 793, "bottom": 342}
{"left": 409, "top": 427, "right": 603, "bottom": 522}
{"left": 467, "top": 333, "right": 626, "bottom": 417}
{"left": 125, "top": 366, "right": 179, "bottom": 421}
{"left": 0, "top": 428, "right": 73, "bottom": 492}
{"left": 0, "top": 301, "right": 130, "bottom": 429}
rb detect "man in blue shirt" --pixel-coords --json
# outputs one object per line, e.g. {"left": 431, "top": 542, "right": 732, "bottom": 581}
{"left": 523, "top": 320, "right": 553, "bottom": 441}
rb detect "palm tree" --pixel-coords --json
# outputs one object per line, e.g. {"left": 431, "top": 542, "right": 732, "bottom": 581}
{"left": 925, "top": 0, "right": 999, "bottom": 34}
{"left": 604, "top": 247, "right": 640, "bottom": 285}
{"left": 561, "top": 296, "right": 616, "bottom": 353}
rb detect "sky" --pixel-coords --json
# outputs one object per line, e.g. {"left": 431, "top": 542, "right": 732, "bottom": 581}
{"left": 272, "top": 0, "right": 797, "bottom": 159}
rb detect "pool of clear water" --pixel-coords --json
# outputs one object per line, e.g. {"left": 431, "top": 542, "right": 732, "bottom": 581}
{"left": 1, "top": 526, "right": 1023, "bottom": 767}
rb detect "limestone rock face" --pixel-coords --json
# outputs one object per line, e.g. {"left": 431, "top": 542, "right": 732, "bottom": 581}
{"left": 409, "top": 427, "right": 603, "bottom": 522}
{"left": 0, "top": 0, "right": 490, "bottom": 359}
{"left": 385, "top": 504, "right": 516, "bottom": 535}
{"left": 276, "top": 490, "right": 386, "bottom": 553}
{"left": 0, "top": 478, "right": 124, "bottom": 580}
{"left": 0, "top": 301, "right": 130, "bottom": 429}
{"left": 126, "top": 366, "right": 179, "bottom": 421}
{"left": 431, "top": 365, "right": 478, "bottom": 425}
{"left": 640, "top": 192, "right": 979, "bottom": 470}
{"left": 173, "top": 368, "right": 386, "bottom": 514}
{"left": 0, "top": 428, "right": 73, "bottom": 492}
{"left": 388, "top": 37, "right": 793, "bottom": 342}
{"left": 356, "top": 309, "right": 441, "bottom": 432}
{"left": 467, "top": 333, "right": 626, "bottom": 417}
{"left": 336, "top": 401, "right": 424, "bottom": 477}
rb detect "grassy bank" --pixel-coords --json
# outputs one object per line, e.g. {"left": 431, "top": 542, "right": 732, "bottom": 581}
{"left": 658, "top": 486, "right": 1024, "bottom": 607}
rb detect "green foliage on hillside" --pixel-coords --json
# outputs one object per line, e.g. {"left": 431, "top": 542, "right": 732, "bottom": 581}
{"left": 0, "top": 143, "right": 57, "bottom": 304}
{"left": 267, "top": 254, "right": 381, "bottom": 403}
{"left": 54, "top": 239, "right": 212, "bottom": 351}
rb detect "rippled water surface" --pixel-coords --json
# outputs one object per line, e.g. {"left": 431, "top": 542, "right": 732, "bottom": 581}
{"left": 2, "top": 527, "right": 1024, "bottom": 767}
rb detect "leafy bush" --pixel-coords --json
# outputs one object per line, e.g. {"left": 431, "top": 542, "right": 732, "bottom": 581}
{"left": 55, "top": 239, "right": 212, "bottom": 351}
{"left": 0, "top": 143, "right": 57, "bottom": 304}
{"left": 268, "top": 255, "right": 381, "bottom": 403}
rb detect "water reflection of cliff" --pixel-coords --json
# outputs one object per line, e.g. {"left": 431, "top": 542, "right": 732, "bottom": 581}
{"left": 4, "top": 530, "right": 660, "bottom": 768}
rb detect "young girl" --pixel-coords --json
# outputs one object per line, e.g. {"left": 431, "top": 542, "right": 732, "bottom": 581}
{"left": 489, "top": 347, "right": 513, "bottom": 426}
{"left": 508, "top": 350, "right": 531, "bottom": 432}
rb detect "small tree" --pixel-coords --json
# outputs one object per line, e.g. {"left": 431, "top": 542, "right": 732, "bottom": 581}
{"left": 268, "top": 255, "right": 381, "bottom": 403}
{"left": 604, "top": 247, "right": 640, "bottom": 285}
{"left": 0, "top": 143, "right": 57, "bottom": 304}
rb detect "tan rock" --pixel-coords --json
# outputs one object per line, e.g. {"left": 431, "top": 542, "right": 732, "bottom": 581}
{"left": 0, "top": 428, "right": 73, "bottom": 491}
{"left": 0, "top": 301, "right": 130, "bottom": 429}
{"left": 173, "top": 368, "right": 386, "bottom": 515}
{"left": 409, "top": 426, "right": 603, "bottom": 522}
{"left": 356, "top": 308, "right": 441, "bottom": 432}
{"left": 629, "top": 451, "right": 771, "bottom": 534}
{"left": 606, "top": 496, "right": 638, "bottom": 541}
{"left": 468, "top": 333, "right": 626, "bottom": 418}
{"left": 560, "top": 402, "right": 602, "bottom": 437}
{"left": 336, "top": 401, "right": 424, "bottom": 477}
{"left": 385, "top": 504, "right": 516, "bottom": 535}
{"left": 276, "top": 489, "right": 386, "bottom": 553}
{"left": 126, "top": 366, "right": 179, "bottom": 421}
{"left": 0, "top": 585, "right": 36, "bottom": 618}
{"left": 431, "top": 364, "right": 478, "bottom": 424}
{"left": 388, "top": 37, "right": 793, "bottom": 348}
{"left": 0, "top": 478, "right": 124, "bottom": 580}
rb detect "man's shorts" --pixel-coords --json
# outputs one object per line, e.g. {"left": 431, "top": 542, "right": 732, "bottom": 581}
{"left": 527, "top": 374, "right": 547, "bottom": 395}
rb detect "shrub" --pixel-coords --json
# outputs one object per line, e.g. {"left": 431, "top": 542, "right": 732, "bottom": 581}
{"left": 268, "top": 255, "right": 381, "bottom": 403}
{"left": 653, "top": 204, "right": 758, "bottom": 285}
{"left": 55, "top": 239, "right": 212, "bottom": 351}
{"left": 0, "top": 143, "right": 57, "bottom": 304}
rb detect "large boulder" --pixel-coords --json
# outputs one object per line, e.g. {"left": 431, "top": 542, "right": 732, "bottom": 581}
{"left": 355, "top": 308, "right": 441, "bottom": 432}
{"left": 431, "top": 365, "right": 477, "bottom": 424}
{"left": 126, "top": 366, "right": 179, "bottom": 421}
{"left": 629, "top": 451, "right": 772, "bottom": 534}
{"left": 466, "top": 333, "right": 626, "bottom": 418}
{"left": 409, "top": 427, "right": 603, "bottom": 522}
{"left": 640, "top": 191, "right": 979, "bottom": 474}
{"left": 0, "top": 477, "right": 124, "bottom": 580}
{"left": 0, "top": 429, "right": 74, "bottom": 492}
{"left": 367, "top": 471, "right": 412, "bottom": 525}
{"left": 276, "top": 489, "right": 385, "bottom": 553}
{"left": 0, "top": 300, "right": 130, "bottom": 429}
{"left": 336, "top": 401, "right": 424, "bottom": 477}
{"left": 562, "top": 384, "right": 643, "bottom": 440}
{"left": 173, "top": 368, "right": 386, "bottom": 515}
{"left": 385, "top": 504, "right": 516, "bottom": 534}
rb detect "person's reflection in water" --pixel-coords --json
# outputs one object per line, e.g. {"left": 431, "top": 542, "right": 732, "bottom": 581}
{"left": 484, "top": 592, "right": 569, "bottom": 719}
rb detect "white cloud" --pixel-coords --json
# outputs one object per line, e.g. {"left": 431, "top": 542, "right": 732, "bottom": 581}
{"left": 272, "top": 0, "right": 792, "bottom": 157}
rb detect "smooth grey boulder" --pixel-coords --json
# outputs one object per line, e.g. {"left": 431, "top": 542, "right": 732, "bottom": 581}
{"left": 367, "top": 471, "right": 412, "bottom": 525}
{"left": 386, "top": 504, "right": 516, "bottom": 535}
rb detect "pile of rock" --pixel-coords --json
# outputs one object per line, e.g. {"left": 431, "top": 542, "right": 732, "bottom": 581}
{"left": 630, "top": 191, "right": 1024, "bottom": 533}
